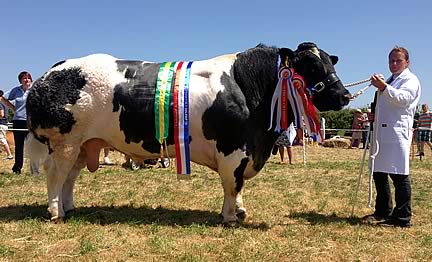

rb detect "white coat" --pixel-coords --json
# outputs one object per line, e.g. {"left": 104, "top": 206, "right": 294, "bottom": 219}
{"left": 370, "top": 68, "right": 421, "bottom": 175}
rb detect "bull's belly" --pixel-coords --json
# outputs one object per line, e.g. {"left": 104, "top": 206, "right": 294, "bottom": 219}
{"left": 104, "top": 132, "right": 219, "bottom": 171}
{"left": 34, "top": 124, "right": 219, "bottom": 173}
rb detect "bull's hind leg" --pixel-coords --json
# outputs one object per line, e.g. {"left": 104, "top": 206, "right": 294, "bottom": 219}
{"left": 46, "top": 145, "right": 81, "bottom": 222}
{"left": 62, "top": 148, "right": 87, "bottom": 214}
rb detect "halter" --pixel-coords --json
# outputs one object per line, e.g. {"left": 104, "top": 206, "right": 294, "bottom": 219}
{"left": 311, "top": 72, "right": 341, "bottom": 93}
{"left": 290, "top": 48, "right": 342, "bottom": 95}
{"left": 277, "top": 47, "right": 343, "bottom": 100}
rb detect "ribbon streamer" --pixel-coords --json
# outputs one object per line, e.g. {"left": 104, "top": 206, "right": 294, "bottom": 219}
{"left": 155, "top": 62, "right": 175, "bottom": 144}
{"left": 174, "top": 61, "right": 193, "bottom": 177}
{"left": 268, "top": 66, "right": 323, "bottom": 143}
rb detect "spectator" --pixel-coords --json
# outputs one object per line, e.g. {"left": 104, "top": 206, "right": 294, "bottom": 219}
{"left": 415, "top": 103, "right": 432, "bottom": 157}
{"left": 273, "top": 123, "right": 296, "bottom": 164}
{"left": 413, "top": 105, "right": 421, "bottom": 155}
{"left": 0, "top": 102, "right": 13, "bottom": 159}
{"left": 0, "top": 71, "right": 33, "bottom": 174}
{"left": 361, "top": 109, "right": 371, "bottom": 149}
{"left": 350, "top": 109, "right": 366, "bottom": 148}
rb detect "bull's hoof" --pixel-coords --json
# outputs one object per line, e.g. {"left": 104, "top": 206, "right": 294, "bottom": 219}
{"left": 222, "top": 220, "right": 241, "bottom": 228}
{"left": 50, "top": 216, "right": 64, "bottom": 224}
{"left": 236, "top": 210, "right": 248, "bottom": 221}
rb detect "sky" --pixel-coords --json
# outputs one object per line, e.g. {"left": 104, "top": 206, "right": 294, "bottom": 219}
{"left": 1, "top": 0, "right": 430, "bottom": 109}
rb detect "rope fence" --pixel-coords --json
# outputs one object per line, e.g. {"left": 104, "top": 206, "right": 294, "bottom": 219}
{"left": 4, "top": 126, "right": 431, "bottom": 133}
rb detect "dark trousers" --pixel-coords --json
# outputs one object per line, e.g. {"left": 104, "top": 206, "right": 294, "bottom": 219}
{"left": 373, "top": 172, "right": 412, "bottom": 224}
{"left": 12, "top": 120, "right": 28, "bottom": 173}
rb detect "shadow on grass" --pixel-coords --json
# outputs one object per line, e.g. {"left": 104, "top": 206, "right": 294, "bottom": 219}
{"left": 0, "top": 204, "right": 270, "bottom": 230}
{"left": 287, "top": 211, "right": 363, "bottom": 226}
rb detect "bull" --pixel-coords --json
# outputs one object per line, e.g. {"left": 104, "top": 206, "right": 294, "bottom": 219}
{"left": 26, "top": 42, "right": 350, "bottom": 224}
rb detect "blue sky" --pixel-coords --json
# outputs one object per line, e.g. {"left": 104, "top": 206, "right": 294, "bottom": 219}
{"left": 1, "top": 0, "right": 430, "bottom": 109}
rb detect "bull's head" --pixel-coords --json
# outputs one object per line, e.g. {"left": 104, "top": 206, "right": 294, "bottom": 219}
{"left": 281, "top": 42, "right": 350, "bottom": 111}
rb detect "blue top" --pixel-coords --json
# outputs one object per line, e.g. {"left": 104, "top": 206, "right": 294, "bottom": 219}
{"left": 7, "top": 85, "right": 29, "bottom": 121}
{"left": 0, "top": 103, "right": 8, "bottom": 125}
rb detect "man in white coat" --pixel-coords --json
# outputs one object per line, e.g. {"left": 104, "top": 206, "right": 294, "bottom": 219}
{"left": 365, "top": 46, "right": 421, "bottom": 227}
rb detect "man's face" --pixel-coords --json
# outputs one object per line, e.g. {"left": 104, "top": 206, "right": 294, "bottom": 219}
{"left": 388, "top": 51, "right": 409, "bottom": 75}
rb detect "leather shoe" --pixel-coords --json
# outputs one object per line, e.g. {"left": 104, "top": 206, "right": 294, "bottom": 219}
{"left": 362, "top": 214, "right": 387, "bottom": 223}
{"left": 377, "top": 219, "right": 411, "bottom": 228}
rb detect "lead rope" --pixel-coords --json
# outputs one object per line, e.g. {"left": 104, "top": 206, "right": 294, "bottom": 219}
{"left": 344, "top": 78, "right": 371, "bottom": 88}
{"left": 346, "top": 76, "right": 376, "bottom": 216}
{"left": 351, "top": 124, "right": 371, "bottom": 216}
{"left": 368, "top": 92, "right": 381, "bottom": 207}
{"left": 344, "top": 78, "right": 372, "bottom": 100}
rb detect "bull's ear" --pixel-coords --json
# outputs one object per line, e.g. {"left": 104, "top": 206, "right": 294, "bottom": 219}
{"left": 330, "top": 55, "right": 339, "bottom": 65}
{"left": 279, "top": 48, "right": 295, "bottom": 66}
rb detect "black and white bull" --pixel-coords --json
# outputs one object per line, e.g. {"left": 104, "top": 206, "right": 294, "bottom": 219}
{"left": 26, "top": 42, "right": 350, "bottom": 224}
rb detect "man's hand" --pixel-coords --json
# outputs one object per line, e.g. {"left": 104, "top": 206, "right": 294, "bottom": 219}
{"left": 370, "top": 74, "right": 387, "bottom": 91}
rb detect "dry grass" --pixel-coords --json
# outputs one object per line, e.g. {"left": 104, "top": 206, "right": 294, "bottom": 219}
{"left": 1, "top": 146, "right": 431, "bottom": 261}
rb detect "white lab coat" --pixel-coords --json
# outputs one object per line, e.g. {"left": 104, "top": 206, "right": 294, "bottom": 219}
{"left": 370, "top": 68, "right": 421, "bottom": 175}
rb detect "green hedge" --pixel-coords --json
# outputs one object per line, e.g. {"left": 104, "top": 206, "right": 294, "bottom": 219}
{"left": 319, "top": 107, "right": 368, "bottom": 130}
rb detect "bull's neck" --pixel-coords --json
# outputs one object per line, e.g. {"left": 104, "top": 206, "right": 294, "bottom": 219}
{"left": 232, "top": 46, "right": 284, "bottom": 171}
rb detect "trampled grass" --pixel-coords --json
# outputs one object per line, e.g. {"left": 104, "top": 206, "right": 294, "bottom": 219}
{"left": 0, "top": 146, "right": 431, "bottom": 261}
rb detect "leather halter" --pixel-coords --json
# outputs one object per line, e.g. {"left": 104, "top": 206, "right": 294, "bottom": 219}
{"left": 279, "top": 49, "right": 341, "bottom": 95}
{"left": 312, "top": 72, "right": 340, "bottom": 93}
{"left": 285, "top": 50, "right": 340, "bottom": 96}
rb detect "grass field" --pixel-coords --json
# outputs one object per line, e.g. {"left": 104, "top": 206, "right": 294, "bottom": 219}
{"left": 1, "top": 146, "right": 431, "bottom": 261}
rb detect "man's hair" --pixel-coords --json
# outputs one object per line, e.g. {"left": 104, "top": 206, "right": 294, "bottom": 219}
{"left": 389, "top": 46, "right": 410, "bottom": 61}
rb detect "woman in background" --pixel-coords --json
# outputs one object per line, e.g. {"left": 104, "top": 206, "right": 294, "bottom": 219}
{"left": 0, "top": 71, "right": 33, "bottom": 174}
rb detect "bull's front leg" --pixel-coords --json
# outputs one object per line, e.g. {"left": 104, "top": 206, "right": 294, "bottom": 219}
{"left": 235, "top": 191, "right": 247, "bottom": 220}
{"left": 46, "top": 147, "right": 80, "bottom": 222}
{"left": 221, "top": 177, "right": 239, "bottom": 224}
{"left": 219, "top": 156, "right": 249, "bottom": 224}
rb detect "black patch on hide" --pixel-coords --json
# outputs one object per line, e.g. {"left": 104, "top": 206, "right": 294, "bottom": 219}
{"left": 27, "top": 67, "right": 86, "bottom": 135}
{"left": 50, "top": 60, "right": 66, "bottom": 68}
{"left": 201, "top": 71, "right": 250, "bottom": 156}
{"left": 202, "top": 45, "right": 282, "bottom": 172}
{"left": 113, "top": 60, "right": 183, "bottom": 153}
{"left": 234, "top": 158, "right": 249, "bottom": 192}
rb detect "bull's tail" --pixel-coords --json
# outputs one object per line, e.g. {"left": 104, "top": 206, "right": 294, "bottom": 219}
{"left": 24, "top": 133, "right": 49, "bottom": 176}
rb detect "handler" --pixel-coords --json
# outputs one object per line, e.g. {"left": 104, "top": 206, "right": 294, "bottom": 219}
{"left": 364, "top": 46, "right": 421, "bottom": 227}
